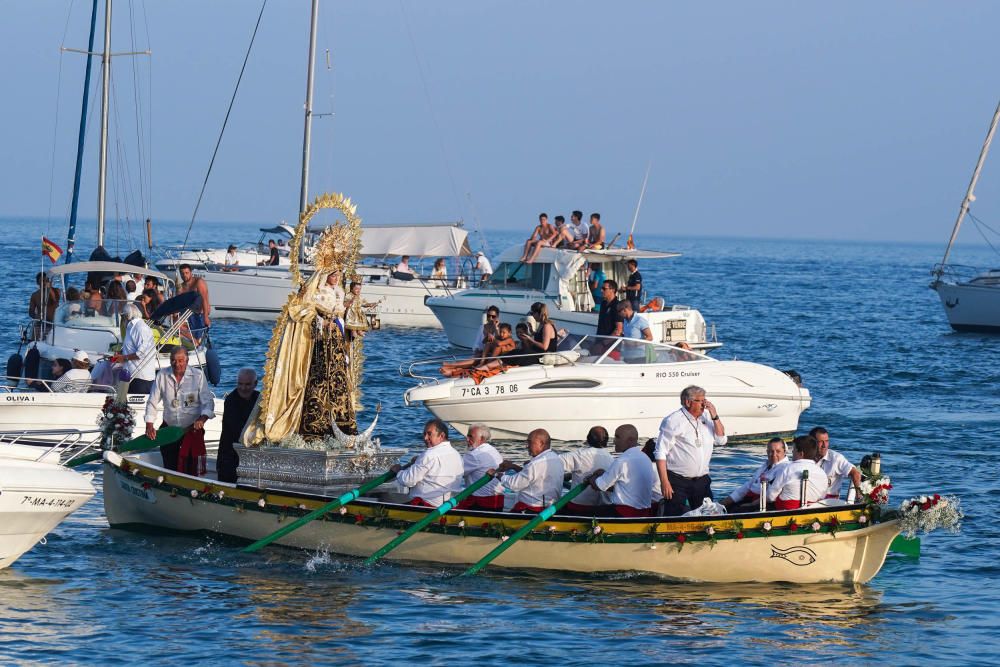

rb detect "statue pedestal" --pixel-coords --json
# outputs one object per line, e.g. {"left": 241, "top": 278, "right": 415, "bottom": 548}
{"left": 235, "top": 445, "right": 405, "bottom": 495}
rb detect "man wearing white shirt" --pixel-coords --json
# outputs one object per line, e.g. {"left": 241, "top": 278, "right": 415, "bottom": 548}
{"left": 590, "top": 424, "right": 657, "bottom": 517}
{"left": 654, "top": 385, "right": 728, "bottom": 516}
{"left": 475, "top": 251, "right": 493, "bottom": 286}
{"left": 115, "top": 303, "right": 157, "bottom": 394}
{"left": 559, "top": 426, "right": 614, "bottom": 515}
{"left": 766, "top": 435, "right": 829, "bottom": 510}
{"left": 498, "top": 428, "right": 564, "bottom": 513}
{"left": 390, "top": 418, "right": 464, "bottom": 507}
{"left": 722, "top": 437, "right": 790, "bottom": 511}
{"left": 567, "top": 210, "right": 590, "bottom": 250}
{"left": 457, "top": 424, "right": 505, "bottom": 511}
{"left": 144, "top": 348, "right": 215, "bottom": 471}
{"left": 810, "top": 426, "right": 863, "bottom": 500}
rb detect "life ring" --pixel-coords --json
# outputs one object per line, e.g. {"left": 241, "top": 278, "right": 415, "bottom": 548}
{"left": 640, "top": 296, "right": 665, "bottom": 313}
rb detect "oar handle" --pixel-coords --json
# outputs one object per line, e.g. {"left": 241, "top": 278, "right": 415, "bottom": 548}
{"left": 67, "top": 426, "right": 187, "bottom": 467}
{"left": 462, "top": 481, "right": 589, "bottom": 576}
{"left": 243, "top": 469, "right": 397, "bottom": 553}
{"left": 364, "top": 473, "right": 494, "bottom": 565}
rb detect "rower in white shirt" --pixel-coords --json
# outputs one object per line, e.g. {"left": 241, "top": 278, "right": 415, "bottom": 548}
{"left": 559, "top": 426, "right": 614, "bottom": 515}
{"left": 390, "top": 418, "right": 464, "bottom": 508}
{"left": 810, "top": 426, "right": 863, "bottom": 501}
{"left": 589, "top": 424, "right": 657, "bottom": 517}
{"left": 457, "top": 423, "right": 505, "bottom": 511}
{"left": 766, "top": 435, "right": 829, "bottom": 510}
{"left": 497, "top": 428, "right": 564, "bottom": 513}
{"left": 722, "top": 437, "right": 790, "bottom": 512}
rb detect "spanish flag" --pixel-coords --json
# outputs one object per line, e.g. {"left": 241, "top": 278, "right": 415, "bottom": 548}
{"left": 42, "top": 237, "right": 63, "bottom": 263}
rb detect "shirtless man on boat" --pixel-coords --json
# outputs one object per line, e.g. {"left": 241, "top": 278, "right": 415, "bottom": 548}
{"left": 521, "top": 213, "right": 556, "bottom": 263}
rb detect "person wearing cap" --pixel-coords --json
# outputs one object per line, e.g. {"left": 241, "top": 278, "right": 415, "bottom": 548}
{"left": 721, "top": 437, "right": 789, "bottom": 512}
{"left": 765, "top": 435, "right": 828, "bottom": 510}
{"left": 497, "top": 428, "right": 563, "bottom": 513}
{"left": 475, "top": 251, "right": 493, "bottom": 286}
{"left": 559, "top": 426, "right": 614, "bottom": 515}
{"left": 589, "top": 424, "right": 657, "bottom": 517}
{"left": 115, "top": 302, "right": 157, "bottom": 394}
{"left": 223, "top": 244, "right": 240, "bottom": 271}
{"left": 52, "top": 351, "right": 93, "bottom": 392}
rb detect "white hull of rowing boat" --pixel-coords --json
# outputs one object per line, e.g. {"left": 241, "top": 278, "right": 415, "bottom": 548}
{"left": 103, "top": 451, "right": 899, "bottom": 584}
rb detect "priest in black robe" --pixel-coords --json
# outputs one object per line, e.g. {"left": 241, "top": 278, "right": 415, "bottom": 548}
{"left": 217, "top": 368, "right": 260, "bottom": 483}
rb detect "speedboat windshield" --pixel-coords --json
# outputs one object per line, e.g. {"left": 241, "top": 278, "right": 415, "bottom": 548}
{"left": 559, "top": 334, "right": 709, "bottom": 365}
{"left": 489, "top": 261, "right": 551, "bottom": 290}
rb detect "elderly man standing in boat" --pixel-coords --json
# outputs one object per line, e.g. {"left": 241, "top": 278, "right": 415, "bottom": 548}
{"left": 588, "top": 424, "right": 656, "bottom": 517}
{"left": 390, "top": 418, "right": 464, "bottom": 507}
{"left": 457, "top": 424, "right": 505, "bottom": 511}
{"left": 216, "top": 368, "right": 259, "bottom": 483}
{"left": 810, "top": 426, "right": 863, "bottom": 501}
{"left": 559, "top": 426, "right": 613, "bottom": 515}
{"left": 144, "top": 347, "right": 215, "bottom": 473}
{"left": 654, "top": 385, "right": 728, "bottom": 516}
{"left": 497, "top": 428, "right": 564, "bottom": 513}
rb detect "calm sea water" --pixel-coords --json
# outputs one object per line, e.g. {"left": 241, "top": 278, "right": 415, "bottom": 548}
{"left": 2, "top": 218, "right": 998, "bottom": 665}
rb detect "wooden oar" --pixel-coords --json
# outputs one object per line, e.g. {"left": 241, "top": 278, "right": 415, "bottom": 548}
{"left": 243, "top": 470, "right": 397, "bottom": 553}
{"left": 364, "top": 473, "right": 495, "bottom": 565}
{"left": 66, "top": 426, "right": 187, "bottom": 467}
{"left": 462, "top": 481, "right": 589, "bottom": 576}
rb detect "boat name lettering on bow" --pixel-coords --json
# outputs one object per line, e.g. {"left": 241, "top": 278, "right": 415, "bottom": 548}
{"left": 118, "top": 478, "right": 156, "bottom": 503}
{"left": 20, "top": 496, "right": 76, "bottom": 508}
{"left": 460, "top": 384, "right": 519, "bottom": 398}
{"left": 655, "top": 371, "right": 701, "bottom": 379}
{"left": 5, "top": 395, "right": 35, "bottom": 402}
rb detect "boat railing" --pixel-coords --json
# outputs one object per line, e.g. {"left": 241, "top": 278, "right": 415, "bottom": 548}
{"left": 931, "top": 262, "right": 983, "bottom": 284}
{"left": 400, "top": 349, "right": 575, "bottom": 382}
{"left": 0, "top": 375, "right": 116, "bottom": 393}
{"left": 0, "top": 427, "right": 104, "bottom": 464}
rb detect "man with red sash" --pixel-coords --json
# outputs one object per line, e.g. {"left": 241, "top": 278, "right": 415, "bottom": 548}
{"left": 456, "top": 424, "right": 505, "bottom": 511}
{"left": 766, "top": 435, "right": 828, "bottom": 510}
{"left": 497, "top": 428, "right": 563, "bottom": 513}
{"left": 722, "top": 437, "right": 789, "bottom": 512}
{"left": 391, "top": 418, "right": 464, "bottom": 507}
{"left": 559, "top": 426, "right": 613, "bottom": 515}
{"left": 811, "top": 426, "right": 863, "bottom": 501}
{"left": 589, "top": 424, "right": 656, "bottom": 517}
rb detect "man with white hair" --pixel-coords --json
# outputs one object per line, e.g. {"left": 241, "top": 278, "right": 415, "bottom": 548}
{"left": 145, "top": 347, "right": 215, "bottom": 472}
{"left": 457, "top": 424, "right": 505, "bottom": 510}
{"left": 115, "top": 302, "right": 156, "bottom": 394}
{"left": 217, "top": 368, "right": 259, "bottom": 483}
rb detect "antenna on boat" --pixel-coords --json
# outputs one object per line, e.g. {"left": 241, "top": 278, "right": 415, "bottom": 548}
{"left": 628, "top": 161, "right": 652, "bottom": 248}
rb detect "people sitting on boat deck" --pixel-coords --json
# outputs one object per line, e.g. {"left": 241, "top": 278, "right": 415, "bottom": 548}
{"left": 144, "top": 347, "right": 215, "bottom": 474}
{"left": 497, "top": 428, "right": 564, "bottom": 513}
{"left": 259, "top": 239, "right": 280, "bottom": 266}
{"left": 566, "top": 211, "right": 590, "bottom": 250}
{"left": 178, "top": 264, "right": 211, "bottom": 343}
{"left": 217, "top": 368, "right": 259, "bottom": 483}
{"left": 765, "top": 435, "right": 829, "bottom": 510}
{"left": 517, "top": 302, "right": 558, "bottom": 363}
{"left": 471, "top": 304, "right": 501, "bottom": 356}
{"left": 110, "top": 303, "right": 157, "bottom": 394}
{"left": 392, "top": 255, "right": 415, "bottom": 281}
{"left": 585, "top": 213, "right": 606, "bottom": 250}
{"left": 588, "top": 424, "right": 657, "bottom": 517}
{"left": 559, "top": 426, "right": 614, "bottom": 516}
{"left": 29, "top": 272, "right": 60, "bottom": 339}
{"left": 390, "top": 418, "right": 464, "bottom": 507}
{"left": 223, "top": 244, "right": 240, "bottom": 271}
{"left": 456, "top": 424, "right": 505, "bottom": 511}
{"left": 588, "top": 263, "right": 607, "bottom": 312}
{"left": 475, "top": 251, "right": 493, "bottom": 286}
{"left": 50, "top": 350, "right": 93, "bottom": 393}
{"left": 521, "top": 212, "right": 555, "bottom": 263}
{"left": 440, "top": 323, "right": 517, "bottom": 377}
{"left": 624, "top": 259, "right": 642, "bottom": 310}
{"left": 811, "top": 426, "right": 863, "bottom": 501}
{"left": 551, "top": 215, "right": 571, "bottom": 248}
{"left": 721, "top": 437, "right": 789, "bottom": 512}
{"left": 654, "top": 385, "right": 728, "bottom": 516}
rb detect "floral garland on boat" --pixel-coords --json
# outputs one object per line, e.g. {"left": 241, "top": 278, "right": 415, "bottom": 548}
{"left": 897, "top": 494, "right": 963, "bottom": 538}
{"left": 97, "top": 395, "right": 135, "bottom": 450}
{"left": 859, "top": 474, "right": 892, "bottom": 505}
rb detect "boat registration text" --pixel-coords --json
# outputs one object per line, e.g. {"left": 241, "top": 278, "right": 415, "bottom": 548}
{"left": 460, "top": 384, "right": 519, "bottom": 398}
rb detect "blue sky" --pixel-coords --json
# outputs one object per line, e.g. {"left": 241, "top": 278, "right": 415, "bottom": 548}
{"left": 3, "top": 1, "right": 1000, "bottom": 245}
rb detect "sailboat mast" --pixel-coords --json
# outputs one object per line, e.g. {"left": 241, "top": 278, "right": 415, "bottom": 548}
{"left": 298, "top": 0, "right": 320, "bottom": 217}
{"left": 939, "top": 100, "right": 1000, "bottom": 269}
{"left": 96, "top": 0, "right": 113, "bottom": 247}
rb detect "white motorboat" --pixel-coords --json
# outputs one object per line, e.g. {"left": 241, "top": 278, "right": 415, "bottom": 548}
{"left": 201, "top": 223, "right": 478, "bottom": 327}
{"left": 931, "top": 100, "right": 1000, "bottom": 332}
{"left": 403, "top": 335, "right": 809, "bottom": 442}
{"left": 154, "top": 223, "right": 295, "bottom": 271}
{"left": 425, "top": 245, "right": 721, "bottom": 350}
{"left": 0, "top": 441, "right": 96, "bottom": 569}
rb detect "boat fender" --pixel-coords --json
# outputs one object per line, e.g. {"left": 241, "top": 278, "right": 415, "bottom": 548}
{"left": 6, "top": 352, "right": 23, "bottom": 381}
{"left": 205, "top": 348, "right": 222, "bottom": 386}
{"left": 24, "top": 346, "right": 40, "bottom": 381}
